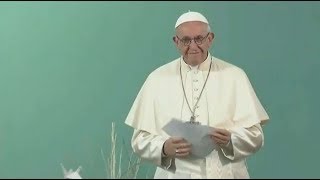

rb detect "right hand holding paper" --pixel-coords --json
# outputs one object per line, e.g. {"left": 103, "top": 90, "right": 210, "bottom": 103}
{"left": 162, "top": 118, "right": 216, "bottom": 158}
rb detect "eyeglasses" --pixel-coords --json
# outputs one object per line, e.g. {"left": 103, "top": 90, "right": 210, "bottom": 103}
{"left": 176, "top": 32, "right": 210, "bottom": 46}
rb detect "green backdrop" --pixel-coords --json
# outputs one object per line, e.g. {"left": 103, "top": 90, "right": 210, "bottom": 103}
{"left": 0, "top": 1, "right": 319, "bottom": 178}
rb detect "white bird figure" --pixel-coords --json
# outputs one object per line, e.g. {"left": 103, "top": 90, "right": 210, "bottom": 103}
{"left": 61, "top": 163, "right": 82, "bottom": 179}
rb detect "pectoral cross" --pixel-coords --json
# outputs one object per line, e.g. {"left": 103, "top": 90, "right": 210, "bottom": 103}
{"left": 190, "top": 115, "right": 195, "bottom": 122}
{"left": 189, "top": 115, "right": 200, "bottom": 125}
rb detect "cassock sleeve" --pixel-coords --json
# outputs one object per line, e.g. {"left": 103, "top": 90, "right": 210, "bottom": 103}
{"left": 220, "top": 123, "right": 264, "bottom": 161}
{"left": 131, "top": 129, "right": 175, "bottom": 171}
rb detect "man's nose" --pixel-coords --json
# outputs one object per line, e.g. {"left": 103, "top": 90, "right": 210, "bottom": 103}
{"left": 189, "top": 40, "right": 199, "bottom": 48}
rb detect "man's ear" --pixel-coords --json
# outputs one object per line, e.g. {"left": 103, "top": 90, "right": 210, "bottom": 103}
{"left": 172, "top": 36, "right": 179, "bottom": 46}
{"left": 209, "top": 32, "right": 215, "bottom": 42}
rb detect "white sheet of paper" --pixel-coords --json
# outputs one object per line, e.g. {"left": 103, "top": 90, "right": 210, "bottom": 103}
{"left": 162, "top": 118, "right": 216, "bottom": 158}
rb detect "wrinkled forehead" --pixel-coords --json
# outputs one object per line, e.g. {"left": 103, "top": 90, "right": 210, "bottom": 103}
{"left": 176, "top": 21, "right": 209, "bottom": 37}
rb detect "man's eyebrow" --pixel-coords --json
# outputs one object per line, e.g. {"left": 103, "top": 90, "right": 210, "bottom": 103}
{"left": 181, "top": 36, "right": 191, "bottom": 39}
{"left": 181, "top": 35, "right": 204, "bottom": 39}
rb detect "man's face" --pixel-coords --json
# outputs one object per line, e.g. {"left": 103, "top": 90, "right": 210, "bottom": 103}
{"left": 173, "top": 21, "right": 214, "bottom": 66}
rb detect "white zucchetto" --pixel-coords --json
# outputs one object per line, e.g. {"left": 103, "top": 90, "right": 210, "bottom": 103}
{"left": 175, "top": 11, "right": 209, "bottom": 28}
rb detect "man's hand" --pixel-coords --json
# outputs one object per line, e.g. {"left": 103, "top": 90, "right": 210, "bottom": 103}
{"left": 210, "top": 128, "right": 231, "bottom": 147}
{"left": 163, "top": 137, "right": 191, "bottom": 158}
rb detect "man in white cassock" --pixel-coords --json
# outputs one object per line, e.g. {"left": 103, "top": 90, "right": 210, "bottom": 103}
{"left": 125, "top": 11, "right": 269, "bottom": 179}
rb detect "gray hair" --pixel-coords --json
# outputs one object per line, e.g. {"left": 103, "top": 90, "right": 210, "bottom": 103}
{"left": 175, "top": 23, "right": 212, "bottom": 35}
{"left": 207, "top": 24, "right": 212, "bottom": 33}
